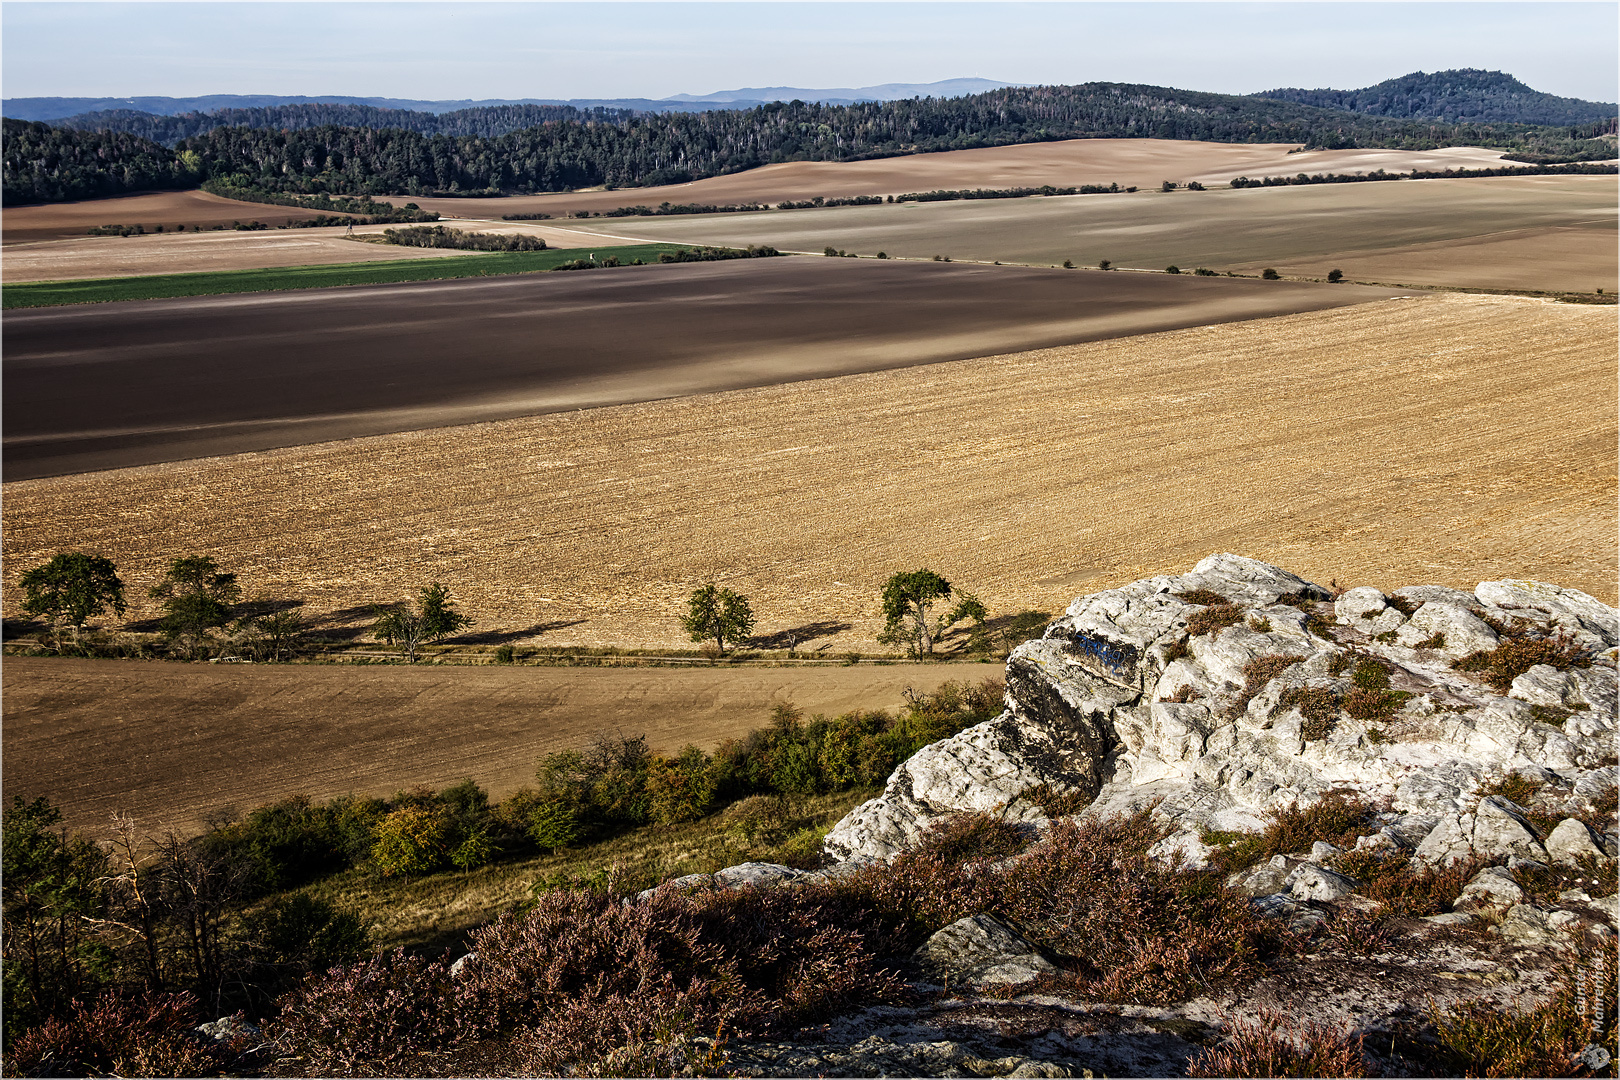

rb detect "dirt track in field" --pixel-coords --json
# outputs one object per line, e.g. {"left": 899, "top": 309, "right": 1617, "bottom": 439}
{"left": 1, "top": 658, "right": 979, "bottom": 836}
{"left": 5, "top": 291, "right": 1613, "bottom": 663}
{"left": 1, "top": 259, "right": 1411, "bottom": 478}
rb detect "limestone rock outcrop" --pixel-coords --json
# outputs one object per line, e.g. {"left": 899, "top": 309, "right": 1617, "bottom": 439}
{"left": 825, "top": 555, "right": 1618, "bottom": 868}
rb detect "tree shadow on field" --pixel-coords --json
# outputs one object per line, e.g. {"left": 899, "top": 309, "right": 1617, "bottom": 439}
{"left": 441, "top": 621, "right": 588, "bottom": 646}
{"left": 303, "top": 603, "right": 391, "bottom": 642}
{"left": 234, "top": 597, "right": 307, "bottom": 620}
{"left": 749, "top": 620, "right": 854, "bottom": 651}
{"left": 3, "top": 617, "right": 46, "bottom": 640}
{"left": 939, "top": 610, "right": 1055, "bottom": 655}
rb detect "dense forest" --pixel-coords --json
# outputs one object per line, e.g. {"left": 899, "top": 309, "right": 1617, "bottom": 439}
{"left": 1257, "top": 69, "right": 1619, "bottom": 127}
{"left": 6, "top": 81, "right": 1616, "bottom": 206}
{"left": 49, "top": 102, "right": 639, "bottom": 145}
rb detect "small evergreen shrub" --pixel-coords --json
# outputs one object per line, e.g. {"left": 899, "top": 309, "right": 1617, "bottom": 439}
{"left": 1187, "top": 603, "right": 1244, "bottom": 636}
{"left": 2, "top": 992, "right": 234, "bottom": 1079}
{"left": 1454, "top": 632, "right": 1592, "bottom": 691}
{"left": 1187, "top": 1008, "right": 1368, "bottom": 1077}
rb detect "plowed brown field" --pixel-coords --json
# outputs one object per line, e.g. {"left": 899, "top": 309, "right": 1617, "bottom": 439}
{"left": 5, "top": 292, "right": 1613, "bottom": 660}
{"left": 1, "top": 658, "right": 976, "bottom": 836}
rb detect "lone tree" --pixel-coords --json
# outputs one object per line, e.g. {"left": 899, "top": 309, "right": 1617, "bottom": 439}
{"left": 18, "top": 552, "right": 126, "bottom": 641}
{"left": 1327, "top": 268, "right": 1344, "bottom": 283}
{"left": 878, "top": 569, "right": 988, "bottom": 657}
{"left": 150, "top": 555, "right": 240, "bottom": 656}
{"left": 681, "top": 583, "right": 755, "bottom": 655}
{"left": 373, "top": 582, "right": 472, "bottom": 663}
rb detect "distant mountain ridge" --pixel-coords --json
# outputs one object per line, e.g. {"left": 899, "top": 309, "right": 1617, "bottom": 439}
{"left": 1, "top": 79, "right": 1021, "bottom": 123}
{"left": 1256, "top": 69, "right": 1616, "bottom": 127}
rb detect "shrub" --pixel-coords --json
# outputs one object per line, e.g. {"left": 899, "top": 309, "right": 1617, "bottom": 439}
{"left": 271, "top": 948, "right": 462, "bottom": 1075}
{"left": 1187, "top": 603, "right": 1244, "bottom": 636}
{"left": 1166, "top": 264, "right": 1181, "bottom": 274}
{"left": 1187, "top": 1008, "right": 1368, "bottom": 1077}
{"left": 1428, "top": 936, "right": 1617, "bottom": 1077}
{"left": 1176, "top": 588, "right": 1229, "bottom": 606}
{"left": 1331, "top": 850, "right": 1489, "bottom": 917}
{"left": 647, "top": 745, "right": 716, "bottom": 825}
{"left": 1208, "top": 792, "right": 1381, "bottom": 871}
{"left": 370, "top": 804, "right": 450, "bottom": 876}
{"left": 1327, "top": 268, "right": 1344, "bottom": 282}
{"left": 1454, "top": 632, "right": 1592, "bottom": 691}
{"left": 1262, "top": 268, "right": 1280, "bottom": 280}
{"left": 1195, "top": 267, "right": 1217, "bottom": 276}
{"left": 1022, "top": 782, "right": 1094, "bottom": 817}
{"left": 1226, "top": 654, "right": 1305, "bottom": 718}
{"left": 3, "top": 991, "right": 234, "bottom": 1079}
{"left": 911, "top": 813, "right": 1030, "bottom": 864}
{"left": 1477, "top": 774, "right": 1543, "bottom": 806}
{"left": 1271, "top": 686, "right": 1341, "bottom": 740}
{"left": 998, "top": 815, "right": 1285, "bottom": 1003}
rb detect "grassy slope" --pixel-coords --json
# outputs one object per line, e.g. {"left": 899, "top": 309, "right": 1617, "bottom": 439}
{"left": 0, "top": 243, "right": 691, "bottom": 308}
{"left": 301, "top": 788, "right": 876, "bottom": 954}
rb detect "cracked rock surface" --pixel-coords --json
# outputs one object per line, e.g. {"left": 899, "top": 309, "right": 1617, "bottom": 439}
{"left": 824, "top": 554, "right": 1618, "bottom": 868}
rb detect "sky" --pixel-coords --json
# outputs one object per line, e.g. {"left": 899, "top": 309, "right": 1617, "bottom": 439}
{"left": 3, "top": 2, "right": 1617, "bottom": 105}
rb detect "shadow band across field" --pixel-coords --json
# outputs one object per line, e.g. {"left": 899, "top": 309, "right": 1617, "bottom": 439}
{"left": 3, "top": 258, "right": 1413, "bottom": 479}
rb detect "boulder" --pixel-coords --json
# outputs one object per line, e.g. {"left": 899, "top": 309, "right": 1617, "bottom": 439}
{"left": 1286, "top": 863, "right": 1358, "bottom": 901}
{"left": 1452, "top": 866, "right": 1525, "bottom": 912}
{"left": 912, "top": 914, "right": 1059, "bottom": 987}
{"left": 714, "top": 862, "right": 805, "bottom": 889}
{"left": 823, "top": 555, "right": 1618, "bottom": 871}
{"left": 1544, "top": 819, "right": 1608, "bottom": 865}
{"left": 1394, "top": 602, "right": 1499, "bottom": 653}
{"left": 1494, "top": 904, "right": 1581, "bottom": 944}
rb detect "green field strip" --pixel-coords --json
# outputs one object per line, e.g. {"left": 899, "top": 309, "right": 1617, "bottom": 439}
{"left": 1, "top": 243, "right": 695, "bottom": 308}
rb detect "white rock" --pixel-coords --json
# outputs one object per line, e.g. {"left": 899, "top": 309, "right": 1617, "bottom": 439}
{"left": 1475, "top": 580, "right": 1619, "bottom": 649}
{"left": 1453, "top": 866, "right": 1524, "bottom": 911}
{"left": 1310, "top": 841, "right": 1343, "bottom": 862}
{"left": 1511, "top": 665, "right": 1580, "bottom": 708}
{"left": 714, "top": 862, "right": 805, "bottom": 889}
{"left": 1286, "top": 863, "right": 1359, "bottom": 901}
{"left": 1545, "top": 818, "right": 1608, "bottom": 865}
{"left": 1335, "top": 586, "right": 1389, "bottom": 623}
{"left": 912, "top": 914, "right": 1058, "bottom": 987}
{"left": 1395, "top": 602, "right": 1500, "bottom": 653}
{"left": 1472, "top": 797, "right": 1550, "bottom": 862}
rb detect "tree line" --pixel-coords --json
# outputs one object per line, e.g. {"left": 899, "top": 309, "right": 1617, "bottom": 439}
{"left": 7, "top": 82, "right": 1616, "bottom": 205}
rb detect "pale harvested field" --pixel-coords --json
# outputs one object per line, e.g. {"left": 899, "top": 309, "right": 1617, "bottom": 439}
{"left": 0, "top": 188, "right": 367, "bottom": 244}
{"left": 0, "top": 221, "right": 619, "bottom": 283}
{"left": 2, "top": 658, "right": 977, "bottom": 836}
{"left": 4, "top": 292, "right": 1614, "bottom": 665}
{"left": 583, "top": 176, "right": 1620, "bottom": 295}
{"left": 387, "top": 139, "right": 1518, "bottom": 220}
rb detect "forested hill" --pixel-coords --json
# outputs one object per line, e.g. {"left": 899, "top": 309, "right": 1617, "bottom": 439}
{"left": 1257, "top": 69, "right": 1618, "bottom": 128}
{"left": 6, "top": 81, "right": 1616, "bottom": 206}
{"left": 48, "top": 103, "right": 639, "bottom": 145}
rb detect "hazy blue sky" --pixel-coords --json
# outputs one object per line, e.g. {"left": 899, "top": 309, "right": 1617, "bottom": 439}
{"left": 4, "top": 2, "right": 1617, "bottom": 104}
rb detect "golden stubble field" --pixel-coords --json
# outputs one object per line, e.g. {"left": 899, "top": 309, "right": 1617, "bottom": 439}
{"left": 4, "top": 291, "right": 1615, "bottom": 657}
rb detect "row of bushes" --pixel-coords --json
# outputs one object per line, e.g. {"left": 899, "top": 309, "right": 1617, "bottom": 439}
{"left": 1228, "top": 160, "right": 1618, "bottom": 188}
{"left": 378, "top": 224, "right": 547, "bottom": 251}
{"left": 199, "top": 679, "right": 1003, "bottom": 889}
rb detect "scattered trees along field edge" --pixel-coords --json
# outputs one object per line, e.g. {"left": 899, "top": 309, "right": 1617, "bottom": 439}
{"left": 10, "top": 553, "right": 1024, "bottom": 662}
{"left": 6, "top": 80, "right": 1617, "bottom": 205}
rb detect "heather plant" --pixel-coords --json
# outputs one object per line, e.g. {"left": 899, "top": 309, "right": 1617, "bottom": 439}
{"left": 3, "top": 991, "right": 234, "bottom": 1079}
{"left": 1226, "top": 654, "right": 1306, "bottom": 718}
{"left": 1454, "top": 631, "right": 1593, "bottom": 691}
{"left": 1427, "top": 936, "right": 1618, "bottom": 1078}
{"left": 997, "top": 814, "right": 1284, "bottom": 1003}
{"left": 1331, "top": 850, "right": 1491, "bottom": 917}
{"left": 1186, "top": 1008, "right": 1369, "bottom": 1077}
{"left": 1187, "top": 602, "right": 1244, "bottom": 636}
{"left": 270, "top": 948, "right": 463, "bottom": 1075}
{"left": 1206, "top": 792, "right": 1383, "bottom": 872}
{"left": 909, "top": 812, "right": 1030, "bottom": 864}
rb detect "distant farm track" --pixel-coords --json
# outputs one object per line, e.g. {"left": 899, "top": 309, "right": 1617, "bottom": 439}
{"left": 0, "top": 258, "right": 1409, "bottom": 478}
{"left": 2, "top": 658, "right": 976, "bottom": 836}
